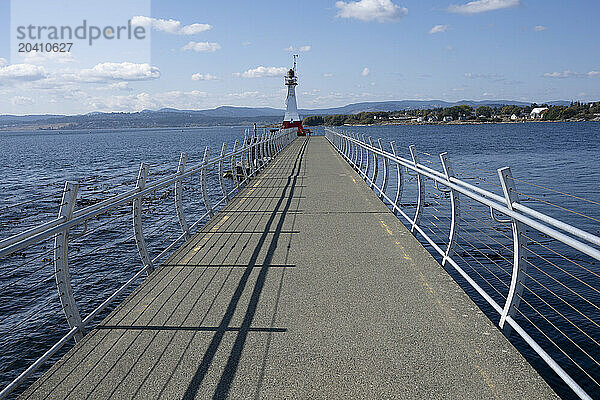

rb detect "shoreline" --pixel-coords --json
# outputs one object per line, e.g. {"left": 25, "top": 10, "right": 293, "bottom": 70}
{"left": 308, "top": 118, "right": 600, "bottom": 128}
{"left": 1, "top": 118, "right": 599, "bottom": 133}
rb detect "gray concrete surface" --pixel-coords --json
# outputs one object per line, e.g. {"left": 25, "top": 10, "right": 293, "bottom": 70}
{"left": 22, "top": 137, "right": 558, "bottom": 399}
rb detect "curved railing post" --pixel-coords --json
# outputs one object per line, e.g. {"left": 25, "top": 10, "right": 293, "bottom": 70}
{"left": 240, "top": 140, "right": 249, "bottom": 183}
{"left": 368, "top": 137, "right": 378, "bottom": 189}
{"left": 378, "top": 139, "right": 389, "bottom": 199}
{"left": 343, "top": 134, "right": 349, "bottom": 160}
{"left": 54, "top": 181, "right": 84, "bottom": 342}
{"left": 249, "top": 137, "right": 257, "bottom": 177}
{"left": 353, "top": 133, "right": 360, "bottom": 168}
{"left": 262, "top": 132, "right": 268, "bottom": 166}
{"left": 133, "top": 162, "right": 154, "bottom": 274}
{"left": 390, "top": 141, "right": 403, "bottom": 215}
{"left": 231, "top": 140, "right": 240, "bottom": 191}
{"left": 175, "top": 153, "right": 190, "bottom": 241}
{"left": 218, "top": 143, "right": 229, "bottom": 202}
{"left": 359, "top": 134, "right": 365, "bottom": 177}
{"left": 498, "top": 166, "right": 527, "bottom": 336}
{"left": 346, "top": 133, "right": 353, "bottom": 166}
{"left": 257, "top": 134, "right": 263, "bottom": 172}
{"left": 363, "top": 135, "right": 370, "bottom": 182}
{"left": 440, "top": 152, "right": 460, "bottom": 267}
{"left": 200, "top": 146, "right": 214, "bottom": 217}
{"left": 348, "top": 133, "right": 354, "bottom": 167}
{"left": 265, "top": 132, "right": 272, "bottom": 161}
{"left": 409, "top": 145, "right": 424, "bottom": 232}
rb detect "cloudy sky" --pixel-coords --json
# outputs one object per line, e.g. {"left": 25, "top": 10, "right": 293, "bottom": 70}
{"left": 0, "top": 0, "right": 599, "bottom": 115}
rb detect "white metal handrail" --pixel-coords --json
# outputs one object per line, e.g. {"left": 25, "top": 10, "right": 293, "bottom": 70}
{"left": 0, "top": 127, "right": 297, "bottom": 399}
{"left": 325, "top": 127, "right": 597, "bottom": 400}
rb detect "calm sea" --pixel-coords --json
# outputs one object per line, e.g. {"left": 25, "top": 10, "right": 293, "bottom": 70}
{"left": 0, "top": 122, "right": 598, "bottom": 398}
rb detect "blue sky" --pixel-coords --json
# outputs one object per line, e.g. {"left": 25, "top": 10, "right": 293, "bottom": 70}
{"left": 0, "top": 0, "right": 599, "bottom": 115}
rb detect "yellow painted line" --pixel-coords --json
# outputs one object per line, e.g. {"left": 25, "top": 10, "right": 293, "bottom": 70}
{"left": 474, "top": 364, "right": 500, "bottom": 397}
{"left": 379, "top": 221, "right": 412, "bottom": 259}
{"left": 192, "top": 215, "right": 230, "bottom": 252}
{"left": 379, "top": 220, "right": 394, "bottom": 236}
{"left": 252, "top": 178, "right": 264, "bottom": 187}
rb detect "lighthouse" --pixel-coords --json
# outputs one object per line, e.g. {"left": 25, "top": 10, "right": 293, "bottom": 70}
{"left": 282, "top": 55, "right": 306, "bottom": 136}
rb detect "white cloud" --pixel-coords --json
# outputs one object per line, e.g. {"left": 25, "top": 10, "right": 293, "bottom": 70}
{"left": 361, "top": 67, "right": 370, "bottom": 76}
{"left": 335, "top": 0, "right": 408, "bottom": 22}
{"left": 533, "top": 25, "right": 547, "bottom": 32}
{"left": 323, "top": 73, "right": 334, "bottom": 77}
{"left": 191, "top": 73, "right": 219, "bottom": 81}
{"left": 464, "top": 72, "right": 504, "bottom": 80}
{"left": 285, "top": 45, "right": 311, "bottom": 52}
{"left": 234, "top": 66, "right": 287, "bottom": 78}
{"left": 84, "top": 90, "right": 209, "bottom": 112}
{"left": 444, "top": 45, "right": 455, "bottom": 51}
{"left": 11, "top": 96, "right": 34, "bottom": 105}
{"left": 22, "top": 52, "right": 76, "bottom": 64}
{"left": 181, "top": 41, "right": 221, "bottom": 52}
{"left": 448, "top": 0, "right": 520, "bottom": 14}
{"left": 227, "top": 91, "right": 260, "bottom": 99}
{"left": 543, "top": 70, "right": 574, "bottom": 78}
{"left": 429, "top": 24, "right": 449, "bottom": 34}
{"left": 0, "top": 58, "right": 7, "bottom": 67}
{"left": 0, "top": 64, "right": 48, "bottom": 83}
{"left": 543, "top": 70, "right": 600, "bottom": 78}
{"left": 131, "top": 16, "right": 211, "bottom": 35}
{"left": 107, "top": 82, "right": 131, "bottom": 91}
{"left": 76, "top": 62, "right": 160, "bottom": 82}
{"left": 242, "top": 41, "right": 252, "bottom": 46}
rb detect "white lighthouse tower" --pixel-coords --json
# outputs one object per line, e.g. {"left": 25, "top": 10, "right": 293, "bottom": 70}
{"left": 282, "top": 55, "right": 305, "bottom": 136}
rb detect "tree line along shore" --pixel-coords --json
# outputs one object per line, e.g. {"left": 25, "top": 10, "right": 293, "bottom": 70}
{"left": 303, "top": 102, "right": 600, "bottom": 126}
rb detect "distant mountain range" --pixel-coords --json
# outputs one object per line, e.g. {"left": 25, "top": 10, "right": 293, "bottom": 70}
{"left": 0, "top": 100, "right": 573, "bottom": 130}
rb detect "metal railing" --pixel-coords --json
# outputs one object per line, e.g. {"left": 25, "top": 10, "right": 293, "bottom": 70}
{"left": 325, "top": 127, "right": 599, "bottom": 400}
{"left": 0, "top": 127, "right": 297, "bottom": 399}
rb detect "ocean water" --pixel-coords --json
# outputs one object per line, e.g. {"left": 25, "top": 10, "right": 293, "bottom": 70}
{"left": 0, "top": 122, "right": 598, "bottom": 398}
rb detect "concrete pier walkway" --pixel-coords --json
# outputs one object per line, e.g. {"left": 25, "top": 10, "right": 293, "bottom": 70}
{"left": 22, "top": 137, "right": 557, "bottom": 399}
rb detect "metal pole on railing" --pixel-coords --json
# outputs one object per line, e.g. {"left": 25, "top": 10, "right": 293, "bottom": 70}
{"left": 363, "top": 135, "right": 370, "bottom": 182}
{"left": 249, "top": 137, "right": 256, "bottom": 177}
{"left": 175, "top": 153, "right": 190, "bottom": 241}
{"left": 200, "top": 147, "right": 214, "bottom": 217}
{"left": 231, "top": 141, "right": 239, "bottom": 191}
{"left": 378, "top": 139, "right": 388, "bottom": 199}
{"left": 368, "top": 137, "right": 378, "bottom": 189}
{"left": 389, "top": 141, "right": 403, "bottom": 214}
{"left": 498, "top": 166, "right": 527, "bottom": 336}
{"left": 257, "top": 134, "right": 263, "bottom": 172}
{"left": 440, "top": 152, "right": 459, "bottom": 267}
{"left": 359, "top": 134, "right": 365, "bottom": 176}
{"left": 133, "top": 163, "right": 154, "bottom": 275}
{"left": 218, "top": 143, "right": 229, "bottom": 202}
{"left": 240, "top": 140, "right": 249, "bottom": 182}
{"left": 353, "top": 133, "right": 360, "bottom": 168}
{"left": 409, "top": 145, "right": 424, "bottom": 232}
{"left": 54, "top": 181, "right": 85, "bottom": 342}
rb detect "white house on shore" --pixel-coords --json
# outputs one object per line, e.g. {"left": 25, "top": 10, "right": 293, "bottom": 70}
{"left": 530, "top": 107, "right": 549, "bottom": 119}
